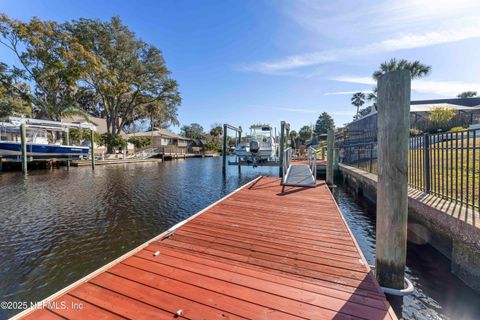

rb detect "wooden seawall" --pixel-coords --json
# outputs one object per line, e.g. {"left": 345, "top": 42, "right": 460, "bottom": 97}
{"left": 14, "top": 176, "right": 396, "bottom": 320}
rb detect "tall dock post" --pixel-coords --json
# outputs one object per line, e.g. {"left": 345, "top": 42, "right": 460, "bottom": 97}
{"left": 237, "top": 129, "right": 242, "bottom": 170}
{"left": 279, "top": 121, "right": 285, "bottom": 177}
{"left": 65, "top": 129, "right": 70, "bottom": 170}
{"left": 90, "top": 129, "right": 95, "bottom": 170}
{"left": 20, "top": 123, "right": 28, "bottom": 174}
{"left": 326, "top": 128, "right": 334, "bottom": 185}
{"left": 375, "top": 70, "right": 411, "bottom": 289}
{"left": 222, "top": 124, "right": 227, "bottom": 175}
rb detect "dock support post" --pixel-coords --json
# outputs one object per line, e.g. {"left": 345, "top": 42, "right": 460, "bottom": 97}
{"left": 20, "top": 123, "right": 27, "bottom": 174}
{"left": 90, "top": 129, "right": 95, "bottom": 170}
{"left": 66, "top": 129, "right": 70, "bottom": 170}
{"left": 222, "top": 124, "right": 227, "bottom": 175}
{"left": 375, "top": 70, "right": 411, "bottom": 290}
{"left": 279, "top": 121, "right": 285, "bottom": 177}
{"left": 326, "top": 129, "right": 334, "bottom": 185}
{"left": 237, "top": 130, "right": 241, "bottom": 170}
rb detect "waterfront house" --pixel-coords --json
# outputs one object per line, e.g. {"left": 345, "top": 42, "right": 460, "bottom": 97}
{"left": 343, "top": 97, "right": 480, "bottom": 144}
{"left": 125, "top": 129, "right": 190, "bottom": 153}
{"left": 188, "top": 138, "right": 206, "bottom": 153}
{"left": 63, "top": 115, "right": 135, "bottom": 154}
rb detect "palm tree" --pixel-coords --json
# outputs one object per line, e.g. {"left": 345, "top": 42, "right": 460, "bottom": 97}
{"left": 298, "top": 125, "right": 312, "bottom": 144}
{"left": 289, "top": 130, "right": 298, "bottom": 148}
{"left": 373, "top": 58, "right": 431, "bottom": 80}
{"left": 351, "top": 92, "right": 365, "bottom": 118}
{"left": 457, "top": 91, "right": 477, "bottom": 98}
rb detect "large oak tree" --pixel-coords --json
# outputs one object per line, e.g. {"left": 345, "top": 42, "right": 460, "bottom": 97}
{"left": 67, "top": 17, "right": 181, "bottom": 137}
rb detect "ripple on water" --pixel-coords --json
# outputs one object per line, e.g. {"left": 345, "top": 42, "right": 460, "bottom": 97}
{"left": 0, "top": 157, "right": 277, "bottom": 319}
{"left": 333, "top": 187, "right": 480, "bottom": 320}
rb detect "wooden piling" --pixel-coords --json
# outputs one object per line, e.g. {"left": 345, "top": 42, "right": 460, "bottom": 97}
{"left": 222, "top": 124, "right": 227, "bottom": 175}
{"left": 375, "top": 70, "right": 411, "bottom": 289}
{"left": 237, "top": 129, "right": 242, "bottom": 170}
{"left": 278, "top": 121, "right": 285, "bottom": 177}
{"left": 20, "top": 123, "right": 27, "bottom": 174}
{"left": 65, "top": 129, "right": 70, "bottom": 170}
{"left": 326, "top": 129, "right": 334, "bottom": 185}
{"left": 90, "top": 129, "right": 95, "bottom": 170}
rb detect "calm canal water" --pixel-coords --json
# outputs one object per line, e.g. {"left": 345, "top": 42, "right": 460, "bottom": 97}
{"left": 0, "top": 157, "right": 479, "bottom": 319}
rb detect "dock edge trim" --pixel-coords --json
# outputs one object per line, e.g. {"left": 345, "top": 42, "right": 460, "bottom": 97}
{"left": 9, "top": 175, "right": 264, "bottom": 320}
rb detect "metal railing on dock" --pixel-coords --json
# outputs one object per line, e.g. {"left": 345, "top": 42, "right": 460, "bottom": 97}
{"left": 338, "top": 127, "right": 480, "bottom": 212}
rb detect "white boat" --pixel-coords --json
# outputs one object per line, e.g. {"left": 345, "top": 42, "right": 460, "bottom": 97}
{"left": 235, "top": 124, "right": 278, "bottom": 162}
{"left": 0, "top": 117, "right": 92, "bottom": 161}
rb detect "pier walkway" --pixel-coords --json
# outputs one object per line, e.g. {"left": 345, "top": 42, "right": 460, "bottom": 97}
{"left": 15, "top": 176, "right": 396, "bottom": 320}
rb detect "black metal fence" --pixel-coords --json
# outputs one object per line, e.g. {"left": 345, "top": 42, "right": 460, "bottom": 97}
{"left": 339, "top": 128, "right": 480, "bottom": 212}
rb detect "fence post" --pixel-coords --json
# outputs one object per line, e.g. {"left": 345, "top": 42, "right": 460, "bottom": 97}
{"left": 423, "top": 133, "right": 430, "bottom": 193}
{"left": 376, "top": 70, "right": 411, "bottom": 290}
{"left": 326, "top": 128, "right": 334, "bottom": 185}
{"left": 279, "top": 121, "right": 285, "bottom": 177}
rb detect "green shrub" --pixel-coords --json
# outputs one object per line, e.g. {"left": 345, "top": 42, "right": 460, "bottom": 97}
{"left": 428, "top": 106, "right": 456, "bottom": 132}
{"left": 68, "top": 128, "right": 101, "bottom": 145}
{"left": 99, "top": 133, "right": 127, "bottom": 151}
{"left": 410, "top": 128, "right": 423, "bottom": 136}
{"left": 127, "top": 136, "right": 151, "bottom": 149}
{"left": 450, "top": 126, "right": 466, "bottom": 132}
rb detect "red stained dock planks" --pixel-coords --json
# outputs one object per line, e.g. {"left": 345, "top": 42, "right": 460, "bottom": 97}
{"left": 15, "top": 176, "right": 397, "bottom": 320}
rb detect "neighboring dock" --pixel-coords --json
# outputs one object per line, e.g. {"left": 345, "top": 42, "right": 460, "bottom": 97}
{"left": 14, "top": 176, "right": 396, "bottom": 320}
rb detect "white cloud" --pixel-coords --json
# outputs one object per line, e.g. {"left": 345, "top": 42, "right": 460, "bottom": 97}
{"left": 240, "top": 25, "right": 480, "bottom": 74}
{"left": 331, "top": 76, "right": 480, "bottom": 97}
{"left": 239, "top": 0, "right": 480, "bottom": 75}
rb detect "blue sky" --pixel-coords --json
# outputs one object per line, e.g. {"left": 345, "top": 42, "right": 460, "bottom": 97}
{"left": 1, "top": 0, "right": 480, "bottom": 133}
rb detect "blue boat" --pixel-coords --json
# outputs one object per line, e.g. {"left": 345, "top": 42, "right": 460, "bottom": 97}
{"left": 0, "top": 141, "right": 90, "bottom": 160}
{"left": 0, "top": 116, "right": 93, "bottom": 161}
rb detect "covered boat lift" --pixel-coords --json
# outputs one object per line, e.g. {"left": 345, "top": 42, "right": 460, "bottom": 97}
{"left": 0, "top": 116, "right": 97, "bottom": 173}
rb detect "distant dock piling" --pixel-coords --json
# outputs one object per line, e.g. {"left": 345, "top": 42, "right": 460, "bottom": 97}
{"left": 375, "top": 70, "right": 411, "bottom": 289}
{"left": 20, "top": 123, "right": 27, "bottom": 174}
{"left": 90, "top": 129, "right": 95, "bottom": 170}
{"left": 326, "top": 128, "right": 334, "bottom": 185}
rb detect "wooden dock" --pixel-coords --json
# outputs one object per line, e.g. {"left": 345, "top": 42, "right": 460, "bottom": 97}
{"left": 14, "top": 176, "right": 396, "bottom": 320}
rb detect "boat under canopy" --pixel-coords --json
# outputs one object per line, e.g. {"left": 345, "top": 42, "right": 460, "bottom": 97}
{"left": 0, "top": 116, "right": 94, "bottom": 161}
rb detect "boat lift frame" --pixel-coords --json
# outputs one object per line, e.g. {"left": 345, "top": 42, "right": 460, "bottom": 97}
{"left": 0, "top": 116, "right": 97, "bottom": 174}
{"left": 222, "top": 124, "right": 242, "bottom": 175}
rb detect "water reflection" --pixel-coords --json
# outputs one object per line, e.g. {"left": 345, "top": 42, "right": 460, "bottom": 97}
{"left": 0, "top": 157, "right": 276, "bottom": 319}
{"left": 333, "top": 187, "right": 480, "bottom": 320}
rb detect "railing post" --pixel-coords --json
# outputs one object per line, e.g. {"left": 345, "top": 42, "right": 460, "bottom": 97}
{"left": 222, "top": 124, "right": 227, "bottom": 175}
{"left": 376, "top": 70, "right": 411, "bottom": 290}
{"left": 423, "top": 133, "right": 430, "bottom": 193}
{"left": 279, "top": 121, "right": 285, "bottom": 177}
{"left": 20, "top": 123, "right": 27, "bottom": 174}
{"left": 326, "top": 128, "right": 334, "bottom": 185}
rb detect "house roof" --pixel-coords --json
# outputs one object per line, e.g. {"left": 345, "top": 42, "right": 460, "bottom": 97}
{"left": 126, "top": 129, "right": 190, "bottom": 140}
{"left": 410, "top": 103, "right": 480, "bottom": 112}
{"left": 411, "top": 97, "right": 480, "bottom": 107}
{"left": 190, "top": 138, "right": 207, "bottom": 146}
{"left": 62, "top": 115, "right": 110, "bottom": 134}
{"left": 352, "top": 98, "right": 480, "bottom": 123}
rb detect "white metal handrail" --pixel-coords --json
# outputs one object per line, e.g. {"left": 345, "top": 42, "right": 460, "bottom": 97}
{"left": 282, "top": 147, "right": 292, "bottom": 184}
{"left": 307, "top": 146, "right": 317, "bottom": 181}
